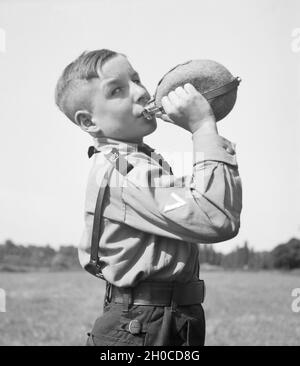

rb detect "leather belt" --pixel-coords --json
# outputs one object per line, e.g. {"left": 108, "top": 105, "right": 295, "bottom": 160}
{"left": 108, "top": 280, "right": 205, "bottom": 307}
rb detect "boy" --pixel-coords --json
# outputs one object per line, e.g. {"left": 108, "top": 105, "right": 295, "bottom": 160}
{"left": 55, "top": 49, "right": 242, "bottom": 346}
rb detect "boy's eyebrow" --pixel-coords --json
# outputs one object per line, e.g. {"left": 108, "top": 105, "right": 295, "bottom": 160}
{"left": 102, "top": 72, "right": 140, "bottom": 87}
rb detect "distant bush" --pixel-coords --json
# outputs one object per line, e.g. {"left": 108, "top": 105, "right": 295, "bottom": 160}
{"left": 0, "top": 264, "right": 30, "bottom": 272}
{"left": 272, "top": 238, "right": 300, "bottom": 269}
{"left": 0, "top": 240, "right": 81, "bottom": 272}
{"left": 199, "top": 241, "right": 274, "bottom": 270}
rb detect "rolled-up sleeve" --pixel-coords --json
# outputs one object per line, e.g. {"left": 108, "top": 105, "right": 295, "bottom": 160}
{"left": 103, "top": 132, "right": 242, "bottom": 244}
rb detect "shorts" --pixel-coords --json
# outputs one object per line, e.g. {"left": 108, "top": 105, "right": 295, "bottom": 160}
{"left": 86, "top": 301, "right": 205, "bottom": 346}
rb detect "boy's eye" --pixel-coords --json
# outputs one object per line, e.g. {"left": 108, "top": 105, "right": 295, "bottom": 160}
{"left": 111, "top": 87, "right": 122, "bottom": 96}
{"left": 133, "top": 79, "right": 141, "bottom": 84}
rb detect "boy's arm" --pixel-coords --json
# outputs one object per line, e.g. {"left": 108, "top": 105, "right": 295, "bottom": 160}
{"left": 103, "top": 83, "right": 242, "bottom": 244}
{"left": 103, "top": 132, "right": 242, "bottom": 244}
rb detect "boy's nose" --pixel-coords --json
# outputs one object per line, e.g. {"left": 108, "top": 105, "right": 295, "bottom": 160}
{"left": 132, "top": 83, "right": 150, "bottom": 105}
{"left": 137, "top": 93, "right": 150, "bottom": 106}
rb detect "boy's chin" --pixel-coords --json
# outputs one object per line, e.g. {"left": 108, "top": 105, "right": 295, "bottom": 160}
{"left": 120, "top": 118, "right": 157, "bottom": 142}
{"left": 142, "top": 118, "right": 157, "bottom": 135}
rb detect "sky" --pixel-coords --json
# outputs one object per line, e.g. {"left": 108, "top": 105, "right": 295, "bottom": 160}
{"left": 0, "top": 0, "right": 299, "bottom": 253}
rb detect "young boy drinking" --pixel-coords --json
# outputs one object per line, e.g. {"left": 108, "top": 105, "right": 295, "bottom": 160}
{"left": 55, "top": 49, "right": 242, "bottom": 346}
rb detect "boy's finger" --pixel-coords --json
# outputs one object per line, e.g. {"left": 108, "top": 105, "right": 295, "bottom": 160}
{"left": 161, "top": 96, "right": 173, "bottom": 112}
{"left": 168, "top": 91, "right": 181, "bottom": 107}
{"left": 161, "top": 96, "right": 176, "bottom": 121}
{"left": 183, "top": 83, "right": 198, "bottom": 95}
{"left": 157, "top": 113, "right": 174, "bottom": 123}
{"left": 156, "top": 107, "right": 174, "bottom": 123}
{"left": 175, "top": 86, "right": 189, "bottom": 99}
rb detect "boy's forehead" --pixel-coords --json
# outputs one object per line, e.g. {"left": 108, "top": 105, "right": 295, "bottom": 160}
{"left": 100, "top": 54, "right": 137, "bottom": 81}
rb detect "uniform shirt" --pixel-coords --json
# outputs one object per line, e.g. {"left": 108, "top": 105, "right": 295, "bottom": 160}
{"left": 78, "top": 130, "right": 242, "bottom": 287}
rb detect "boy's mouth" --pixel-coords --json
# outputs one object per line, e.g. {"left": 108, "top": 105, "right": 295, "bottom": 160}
{"left": 135, "top": 100, "right": 153, "bottom": 119}
{"left": 135, "top": 107, "right": 147, "bottom": 118}
{"left": 137, "top": 111, "right": 145, "bottom": 118}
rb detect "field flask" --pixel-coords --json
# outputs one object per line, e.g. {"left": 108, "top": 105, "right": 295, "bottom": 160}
{"left": 142, "top": 59, "right": 241, "bottom": 122}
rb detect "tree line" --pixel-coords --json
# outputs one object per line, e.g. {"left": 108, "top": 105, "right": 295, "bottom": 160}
{"left": 199, "top": 238, "right": 300, "bottom": 270}
{"left": 0, "top": 237, "right": 299, "bottom": 272}
{"left": 0, "top": 240, "right": 81, "bottom": 272}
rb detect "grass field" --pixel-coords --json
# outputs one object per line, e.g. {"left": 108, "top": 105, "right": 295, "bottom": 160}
{"left": 0, "top": 270, "right": 299, "bottom": 346}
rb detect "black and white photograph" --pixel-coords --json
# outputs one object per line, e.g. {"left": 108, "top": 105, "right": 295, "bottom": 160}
{"left": 0, "top": 0, "right": 299, "bottom": 348}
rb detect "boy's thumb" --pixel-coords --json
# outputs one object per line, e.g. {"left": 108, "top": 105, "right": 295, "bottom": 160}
{"left": 156, "top": 113, "right": 174, "bottom": 124}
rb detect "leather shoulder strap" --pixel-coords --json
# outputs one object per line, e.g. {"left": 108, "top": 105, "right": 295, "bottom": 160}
{"left": 203, "top": 77, "right": 241, "bottom": 100}
{"left": 86, "top": 148, "right": 134, "bottom": 279}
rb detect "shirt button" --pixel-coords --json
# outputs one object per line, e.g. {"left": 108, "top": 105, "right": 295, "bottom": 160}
{"left": 128, "top": 319, "right": 142, "bottom": 334}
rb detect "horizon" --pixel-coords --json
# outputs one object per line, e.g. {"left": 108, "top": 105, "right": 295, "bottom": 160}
{"left": 1, "top": 235, "right": 299, "bottom": 254}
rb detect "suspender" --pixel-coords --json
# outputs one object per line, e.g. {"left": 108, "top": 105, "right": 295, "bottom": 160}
{"left": 84, "top": 165, "right": 113, "bottom": 278}
{"left": 85, "top": 148, "right": 133, "bottom": 279}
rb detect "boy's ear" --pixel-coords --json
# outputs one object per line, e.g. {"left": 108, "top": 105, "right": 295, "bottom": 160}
{"left": 75, "top": 110, "right": 96, "bottom": 132}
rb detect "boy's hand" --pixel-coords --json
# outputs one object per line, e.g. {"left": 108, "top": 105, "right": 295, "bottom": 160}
{"left": 159, "top": 83, "right": 217, "bottom": 134}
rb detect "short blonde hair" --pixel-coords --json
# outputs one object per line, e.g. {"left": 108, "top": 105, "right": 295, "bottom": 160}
{"left": 55, "top": 49, "right": 118, "bottom": 124}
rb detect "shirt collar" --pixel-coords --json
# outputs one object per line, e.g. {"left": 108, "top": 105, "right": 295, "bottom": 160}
{"left": 93, "top": 136, "right": 155, "bottom": 155}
